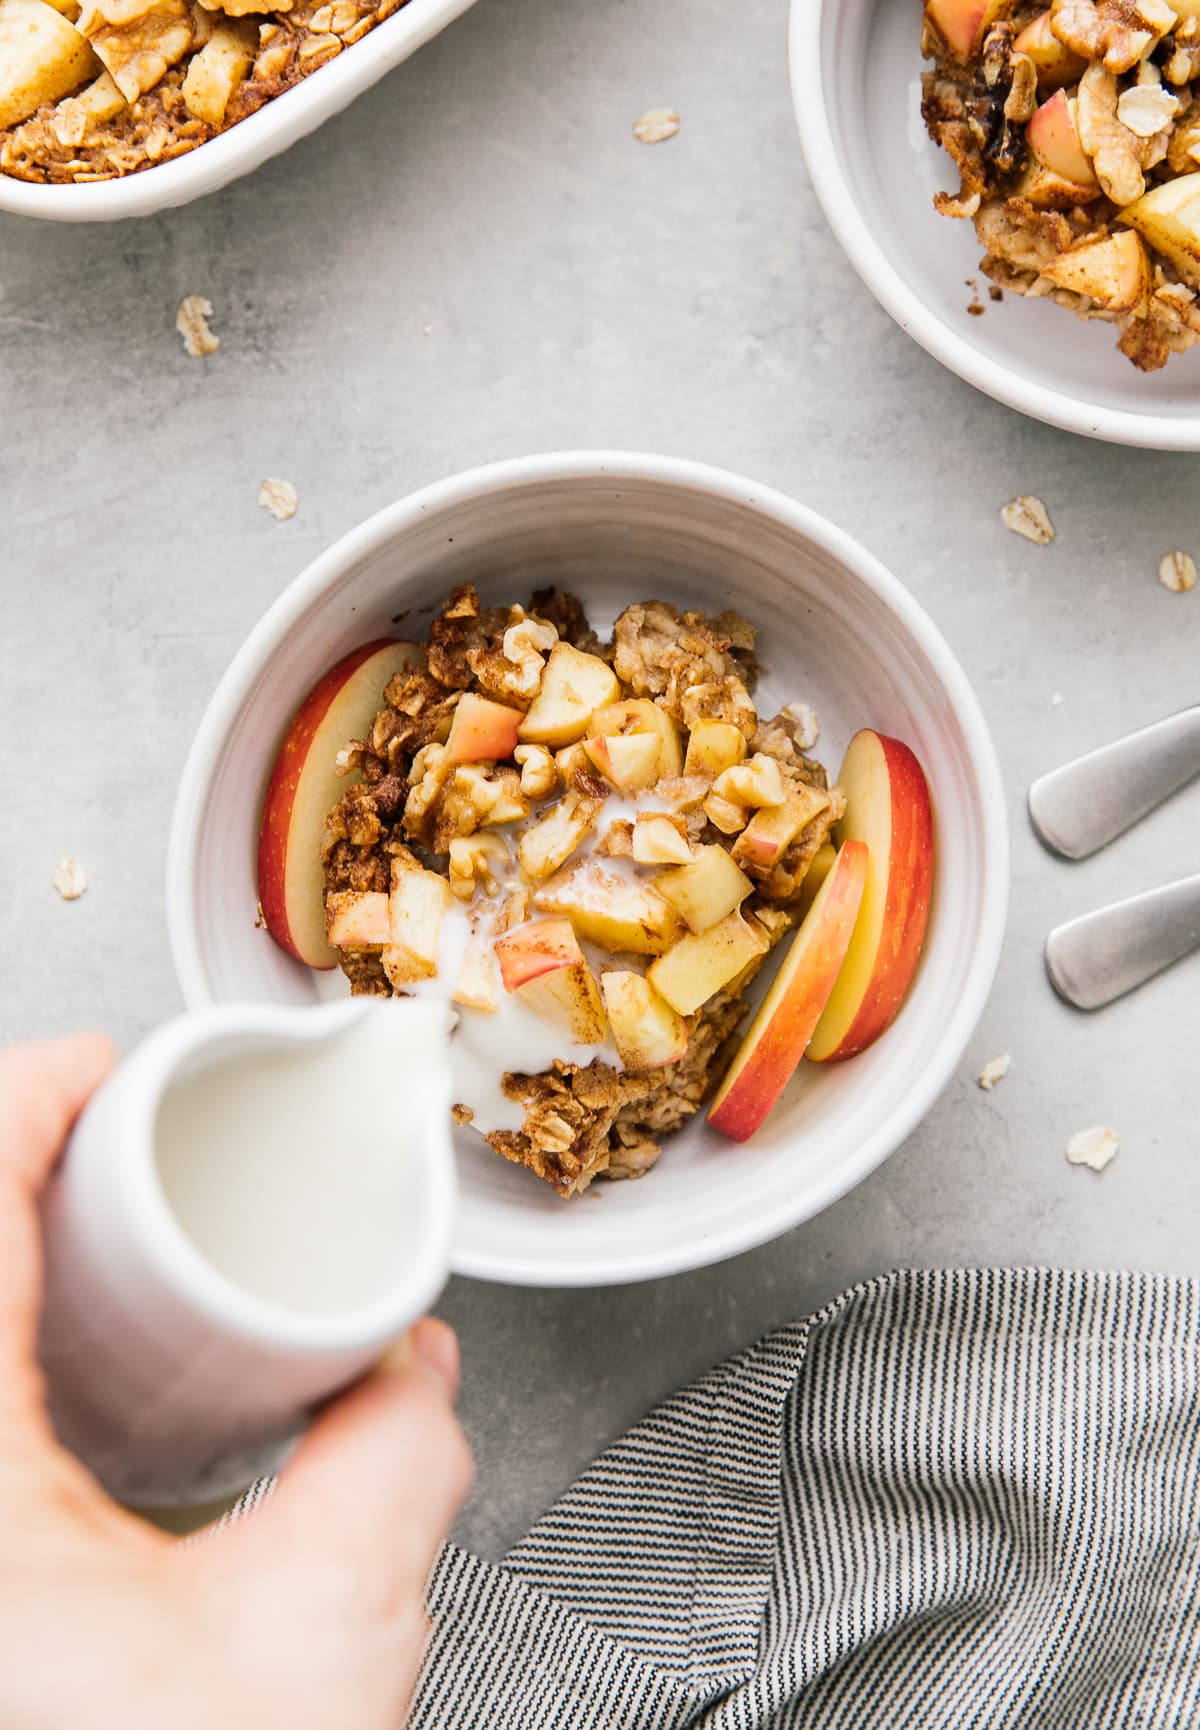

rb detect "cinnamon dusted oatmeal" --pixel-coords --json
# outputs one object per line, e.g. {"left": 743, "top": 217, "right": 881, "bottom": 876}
{"left": 315, "top": 588, "right": 845, "bottom": 1198}
{"left": 0, "top": 0, "right": 413, "bottom": 181}
{"left": 920, "top": 0, "right": 1200, "bottom": 369}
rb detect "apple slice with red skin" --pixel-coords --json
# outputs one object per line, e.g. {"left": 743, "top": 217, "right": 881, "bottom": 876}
{"left": 1028, "top": 90, "right": 1097, "bottom": 189}
{"left": 445, "top": 692, "right": 524, "bottom": 764}
{"left": 707, "top": 840, "right": 869, "bottom": 1142}
{"left": 924, "top": 0, "right": 1006, "bottom": 61}
{"left": 806, "top": 730, "right": 934, "bottom": 1064}
{"left": 494, "top": 918, "right": 608, "bottom": 1044}
{"left": 257, "top": 639, "right": 422, "bottom": 970}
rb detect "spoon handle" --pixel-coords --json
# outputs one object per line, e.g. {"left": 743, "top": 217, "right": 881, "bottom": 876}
{"left": 1046, "top": 872, "right": 1200, "bottom": 1010}
{"left": 1028, "top": 705, "right": 1200, "bottom": 861}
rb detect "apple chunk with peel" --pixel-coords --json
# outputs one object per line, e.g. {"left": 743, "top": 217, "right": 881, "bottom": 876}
{"left": 533, "top": 864, "right": 682, "bottom": 954}
{"left": 924, "top": 0, "right": 1006, "bottom": 61}
{"left": 517, "top": 643, "right": 620, "bottom": 747}
{"left": 807, "top": 730, "right": 934, "bottom": 1064}
{"left": 1041, "top": 230, "right": 1150, "bottom": 313}
{"left": 326, "top": 890, "right": 390, "bottom": 949}
{"left": 381, "top": 858, "right": 452, "bottom": 989}
{"left": 656, "top": 844, "right": 753, "bottom": 933}
{"left": 1122, "top": 175, "right": 1200, "bottom": 290}
{"left": 600, "top": 972, "right": 689, "bottom": 1072}
{"left": 0, "top": 0, "right": 97, "bottom": 128}
{"left": 647, "top": 909, "right": 769, "bottom": 1017}
{"left": 732, "top": 783, "right": 830, "bottom": 873}
{"left": 1018, "top": 162, "right": 1101, "bottom": 212}
{"left": 583, "top": 731, "right": 661, "bottom": 792}
{"left": 588, "top": 699, "right": 684, "bottom": 778}
{"left": 708, "top": 841, "right": 869, "bottom": 1142}
{"left": 1028, "top": 91, "right": 1097, "bottom": 189}
{"left": 445, "top": 693, "right": 524, "bottom": 764}
{"left": 1013, "top": 13, "right": 1086, "bottom": 91}
{"left": 494, "top": 918, "right": 607, "bottom": 1045}
{"left": 257, "top": 639, "right": 423, "bottom": 970}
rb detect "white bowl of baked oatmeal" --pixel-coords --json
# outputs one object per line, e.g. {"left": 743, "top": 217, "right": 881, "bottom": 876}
{"left": 168, "top": 452, "right": 1008, "bottom": 1288}
{"left": 793, "top": 0, "right": 1200, "bottom": 448}
{"left": 0, "top": 0, "right": 476, "bottom": 219}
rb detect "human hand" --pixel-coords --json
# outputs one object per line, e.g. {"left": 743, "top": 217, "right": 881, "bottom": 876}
{"left": 0, "top": 1035, "right": 471, "bottom": 1730}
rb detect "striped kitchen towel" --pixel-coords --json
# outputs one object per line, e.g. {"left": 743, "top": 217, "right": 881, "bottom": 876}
{"left": 412, "top": 1269, "right": 1200, "bottom": 1728}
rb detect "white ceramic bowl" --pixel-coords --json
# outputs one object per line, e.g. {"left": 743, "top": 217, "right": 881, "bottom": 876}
{"left": 168, "top": 452, "right": 1009, "bottom": 1288}
{"left": 0, "top": 0, "right": 476, "bottom": 222}
{"left": 791, "top": 0, "right": 1200, "bottom": 450}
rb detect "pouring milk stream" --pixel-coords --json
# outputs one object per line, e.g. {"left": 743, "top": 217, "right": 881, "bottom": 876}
{"left": 38, "top": 998, "right": 456, "bottom": 1507}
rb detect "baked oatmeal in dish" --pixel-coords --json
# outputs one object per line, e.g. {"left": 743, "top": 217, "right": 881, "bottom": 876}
{"left": 0, "top": 0, "right": 411, "bottom": 182}
{"left": 317, "top": 587, "right": 845, "bottom": 1197}
{"left": 921, "top": 0, "right": 1200, "bottom": 369}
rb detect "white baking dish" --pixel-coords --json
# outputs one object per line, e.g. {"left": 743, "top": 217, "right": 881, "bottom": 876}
{"left": 0, "top": 0, "right": 477, "bottom": 222}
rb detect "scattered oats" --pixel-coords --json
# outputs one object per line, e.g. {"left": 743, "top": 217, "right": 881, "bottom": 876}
{"left": 1002, "top": 495, "right": 1055, "bottom": 546}
{"left": 258, "top": 478, "right": 299, "bottom": 521}
{"left": 422, "top": 324, "right": 433, "bottom": 336}
{"left": 254, "top": 900, "right": 266, "bottom": 930}
{"left": 633, "top": 106, "right": 680, "bottom": 144}
{"left": 1158, "top": 549, "right": 1197, "bottom": 593}
{"left": 1051, "top": 691, "right": 1065, "bottom": 706}
{"left": 978, "top": 1053, "right": 1011, "bottom": 1091}
{"left": 781, "top": 700, "right": 820, "bottom": 749}
{"left": 176, "top": 295, "right": 219, "bottom": 358}
{"left": 1066, "top": 1125, "right": 1119, "bottom": 1172}
{"left": 54, "top": 857, "right": 88, "bottom": 901}
{"left": 1117, "top": 83, "right": 1179, "bottom": 137}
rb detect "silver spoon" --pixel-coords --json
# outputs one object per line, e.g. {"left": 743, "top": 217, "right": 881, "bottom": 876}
{"left": 1046, "top": 872, "right": 1200, "bottom": 1010}
{"left": 1028, "top": 704, "right": 1200, "bottom": 861}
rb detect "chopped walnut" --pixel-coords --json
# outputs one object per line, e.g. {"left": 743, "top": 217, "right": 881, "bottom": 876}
{"left": 448, "top": 833, "right": 509, "bottom": 901}
{"left": 1051, "top": 0, "right": 1157, "bottom": 74}
{"left": 514, "top": 742, "right": 557, "bottom": 799}
{"left": 1076, "top": 63, "right": 1145, "bottom": 205}
{"left": 176, "top": 293, "right": 218, "bottom": 356}
{"left": 467, "top": 611, "right": 557, "bottom": 704}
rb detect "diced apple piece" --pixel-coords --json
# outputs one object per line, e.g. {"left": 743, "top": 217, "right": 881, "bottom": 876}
{"left": 807, "top": 730, "right": 934, "bottom": 1064}
{"left": 708, "top": 841, "right": 870, "bottom": 1142}
{"left": 444, "top": 692, "right": 524, "bottom": 765}
{"left": 533, "top": 864, "right": 683, "bottom": 955}
{"left": 631, "top": 813, "right": 693, "bottom": 865}
{"left": 1027, "top": 90, "right": 1097, "bottom": 188}
{"left": 495, "top": 918, "right": 607, "bottom": 1044}
{"left": 600, "top": 971, "right": 689, "bottom": 1072}
{"left": 454, "top": 937, "right": 498, "bottom": 1012}
{"left": 49, "top": 64, "right": 124, "bottom": 135}
{"left": 1013, "top": 12, "right": 1086, "bottom": 91}
{"left": 684, "top": 720, "right": 746, "bottom": 777}
{"left": 1017, "top": 161, "right": 1102, "bottom": 211}
{"left": 0, "top": 0, "right": 97, "bottom": 127}
{"left": 517, "top": 791, "right": 604, "bottom": 880}
{"left": 647, "top": 909, "right": 769, "bottom": 1017}
{"left": 655, "top": 843, "right": 753, "bottom": 933}
{"left": 587, "top": 698, "right": 684, "bottom": 778}
{"left": 257, "top": 639, "right": 423, "bottom": 970}
{"left": 181, "top": 15, "right": 255, "bottom": 126}
{"left": 732, "top": 784, "right": 830, "bottom": 873}
{"left": 1041, "top": 229, "right": 1151, "bottom": 312}
{"left": 325, "top": 890, "right": 391, "bottom": 949}
{"left": 382, "top": 858, "right": 452, "bottom": 988}
{"left": 795, "top": 840, "right": 837, "bottom": 918}
{"left": 924, "top": 0, "right": 1006, "bottom": 61}
{"left": 516, "top": 643, "right": 620, "bottom": 747}
{"left": 1122, "top": 174, "right": 1200, "bottom": 288}
{"left": 583, "top": 731, "right": 662, "bottom": 793}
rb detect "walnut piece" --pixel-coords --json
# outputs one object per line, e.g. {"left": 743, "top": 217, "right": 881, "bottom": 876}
{"left": 1076, "top": 62, "right": 1145, "bottom": 206}
{"left": 176, "top": 293, "right": 218, "bottom": 356}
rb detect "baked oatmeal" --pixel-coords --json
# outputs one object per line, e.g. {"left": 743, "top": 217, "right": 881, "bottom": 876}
{"left": 921, "top": 0, "right": 1200, "bottom": 369}
{"left": 0, "top": 0, "right": 411, "bottom": 182}
{"left": 317, "top": 587, "right": 845, "bottom": 1197}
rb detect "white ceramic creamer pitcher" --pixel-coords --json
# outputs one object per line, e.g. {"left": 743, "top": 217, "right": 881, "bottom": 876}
{"left": 38, "top": 997, "right": 456, "bottom": 1507}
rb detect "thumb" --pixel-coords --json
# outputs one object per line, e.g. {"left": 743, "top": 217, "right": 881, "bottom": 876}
{"left": 244, "top": 1319, "right": 472, "bottom": 1597}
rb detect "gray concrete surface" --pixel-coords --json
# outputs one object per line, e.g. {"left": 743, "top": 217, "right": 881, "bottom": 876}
{"left": 2, "top": 0, "right": 1199, "bottom": 1560}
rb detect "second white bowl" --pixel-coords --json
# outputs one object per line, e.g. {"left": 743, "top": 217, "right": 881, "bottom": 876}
{"left": 168, "top": 452, "right": 1009, "bottom": 1287}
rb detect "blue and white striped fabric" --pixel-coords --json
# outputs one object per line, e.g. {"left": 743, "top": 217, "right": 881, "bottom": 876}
{"left": 413, "top": 1269, "right": 1200, "bottom": 1728}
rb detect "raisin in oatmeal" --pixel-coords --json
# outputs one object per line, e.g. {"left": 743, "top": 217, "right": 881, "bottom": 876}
{"left": 319, "top": 587, "right": 844, "bottom": 1198}
{"left": 921, "top": 0, "right": 1200, "bottom": 370}
{"left": 0, "top": 0, "right": 411, "bottom": 183}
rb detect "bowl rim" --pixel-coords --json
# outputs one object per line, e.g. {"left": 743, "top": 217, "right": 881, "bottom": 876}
{"left": 167, "top": 450, "right": 1011, "bottom": 1286}
{"left": 0, "top": 0, "right": 478, "bottom": 223}
{"left": 789, "top": 0, "right": 1200, "bottom": 452}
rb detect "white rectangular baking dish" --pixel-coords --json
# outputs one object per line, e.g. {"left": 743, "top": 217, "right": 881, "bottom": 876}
{"left": 0, "top": 0, "right": 478, "bottom": 222}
